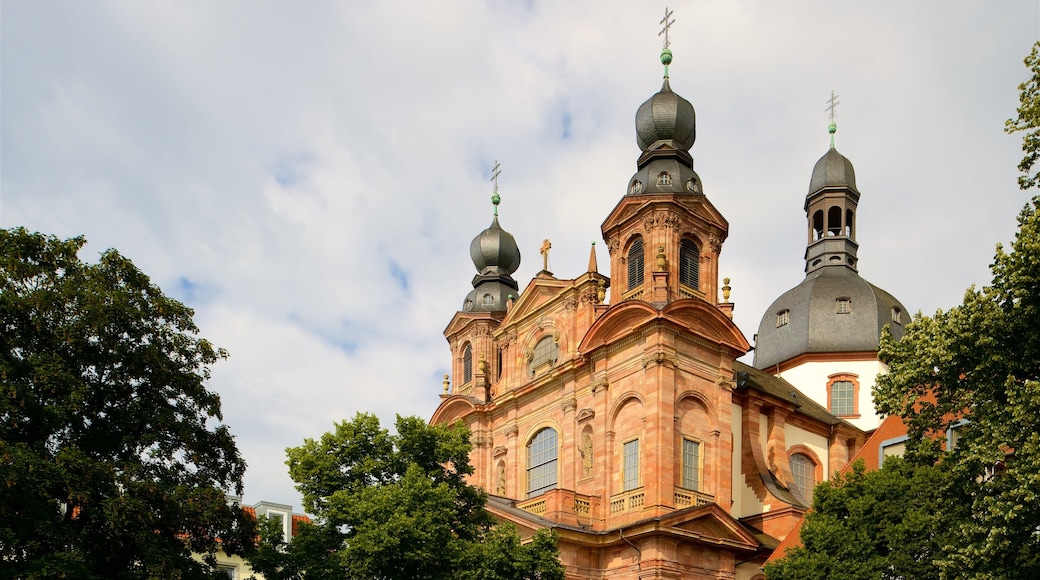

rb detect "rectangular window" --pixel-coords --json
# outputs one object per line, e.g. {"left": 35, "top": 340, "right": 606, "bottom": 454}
{"left": 836, "top": 298, "right": 851, "bottom": 314}
{"left": 623, "top": 439, "right": 640, "bottom": 491}
{"left": 776, "top": 309, "right": 790, "bottom": 327}
{"left": 218, "top": 565, "right": 237, "bottom": 579}
{"left": 830, "top": 380, "right": 855, "bottom": 416}
{"left": 682, "top": 439, "right": 700, "bottom": 491}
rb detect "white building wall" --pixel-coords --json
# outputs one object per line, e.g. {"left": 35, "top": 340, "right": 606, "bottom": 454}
{"left": 778, "top": 359, "right": 888, "bottom": 431}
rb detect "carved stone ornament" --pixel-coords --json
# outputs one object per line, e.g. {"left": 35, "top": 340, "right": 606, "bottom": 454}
{"left": 564, "top": 297, "right": 579, "bottom": 311}
{"left": 504, "top": 332, "right": 518, "bottom": 345}
{"left": 492, "top": 445, "right": 508, "bottom": 458}
{"left": 709, "top": 234, "right": 722, "bottom": 254}
{"left": 644, "top": 210, "right": 682, "bottom": 233}
{"left": 715, "top": 375, "right": 735, "bottom": 391}
{"left": 561, "top": 397, "right": 577, "bottom": 413}
{"left": 580, "top": 287, "right": 599, "bottom": 305}
{"left": 591, "top": 378, "right": 609, "bottom": 395}
{"left": 472, "top": 433, "right": 492, "bottom": 447}
{"left": 552, "top": 329, "right": 561, "bottom": 342}
{"left": 576, "top": 408, "right": 596, "bottom": 422}
{"left": 504, "top": 422, "right": 519, "bottom": 438}
{"left": 524, "top": 347, "right": 534, "bottom": 361}
{"left": 607, "top": 236, "right": 620, "bottom": 256}
{"left": 642, "top": 352, "right": 675, "bottom": 368}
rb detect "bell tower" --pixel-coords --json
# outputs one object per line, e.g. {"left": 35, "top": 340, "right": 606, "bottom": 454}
{"left": 601, "top": 45, "right": 729, "bottom": 307}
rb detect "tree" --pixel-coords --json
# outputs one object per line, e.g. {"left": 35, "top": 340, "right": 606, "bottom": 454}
{"left": 1006, "top": 41, "right": 1040, "bottom": 189}
{"left": 0, "top": 228, "right": 255, "bottom": 579}
{"left": 870, "top": 41, "right": 1040, "bottom": 576}
{"left": 764, "top": 458, "right": 965, "bottom": 580}
{"left": 248, "top": 413, "right": 564, "bottom": 580}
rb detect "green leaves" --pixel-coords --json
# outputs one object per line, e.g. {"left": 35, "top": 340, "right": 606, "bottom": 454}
{"left": 1006, "top": 42, "right": 1040, "bottom": 190}
{"left": 260, "top": 413, "right": 564, "bottom": 580}
{"left": 0, "top": 228, "right": 253, "bottom": 579}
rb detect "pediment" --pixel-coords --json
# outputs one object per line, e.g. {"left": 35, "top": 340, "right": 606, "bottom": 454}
{"left": 661, "top": 503, "right": 761, "bottom": 550}
{"left": 500, "top": 276, "right": 574, "bottom": 327}
{"left": 443, "top": 310, "right": 504, "bottom": 340}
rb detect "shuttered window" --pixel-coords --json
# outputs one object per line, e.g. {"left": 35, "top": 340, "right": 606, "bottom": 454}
{"left": 679, "top": 239, "right": 699, "bottom": 290}
{"left": 627, "top": 238, "right": 644, "bottom": 290}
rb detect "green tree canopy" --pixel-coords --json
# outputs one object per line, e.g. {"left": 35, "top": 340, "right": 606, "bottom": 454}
{"left": 248, "top": 413, "right": 564, "bottom": 580}
{"left": 0, "top": 228, "right": 255, "bottom": 579}
{"left": 764, "top": 458, "right": 965, "bottom": 580}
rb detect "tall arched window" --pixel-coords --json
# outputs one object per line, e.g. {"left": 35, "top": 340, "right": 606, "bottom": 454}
{"left": 679, "top": 239, "right": 700, "bottom": 290}
{"left": 790, "top": 453, "right": 816, "bottom": 504}
{"left": 462, "top": 343, "right": 473, "bottom": 384}
{"left": 627, "top": 237, "right": 644, "bottom": 291}
{"left": 827, "top": 206, "right": 843, "bottom": 236}
{"left": 812, "top": 210, "right": 824, "bottom": 241}
{"left": 527, "top": 428, "right": 558, "bottom": 498}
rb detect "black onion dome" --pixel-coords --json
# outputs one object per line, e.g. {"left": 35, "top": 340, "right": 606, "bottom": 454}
{"left": 470, "top": 215, "right": 521, "bottom": 275}
{"left": 808, "top": 147, "right": 858, "bottom": 196}
{"left": 635, "top": 78, "right": 696, "bottom": 152}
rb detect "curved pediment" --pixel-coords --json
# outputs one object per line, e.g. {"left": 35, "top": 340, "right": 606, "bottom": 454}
{"left": 661, "top": 299, "right": 751, "bottom": 356}
{"left": 577, "top": 300, "right": 659, "bottom": 354}
{"left": 430, "top": 395, "right": 481, "bottom": 425}
{"left": 578, "top": 299, "right": 749, "bottom": 358}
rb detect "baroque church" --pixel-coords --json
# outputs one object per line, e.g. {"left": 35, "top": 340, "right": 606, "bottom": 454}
{"left": 430, "top": 36, "right": 905, "bottom": 579}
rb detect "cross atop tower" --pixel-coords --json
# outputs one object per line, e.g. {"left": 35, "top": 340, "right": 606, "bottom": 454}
{"left": 658, "top": 7, "right": 675, "bottom": 49}
{"left": 491, "top": 160, "right": 502, "bottom": 193}
{"left": 825, "top": 90, "right": 840, "bottom": 123}
{"left": 825, "top": 91, "right": 841, "bottom": 147}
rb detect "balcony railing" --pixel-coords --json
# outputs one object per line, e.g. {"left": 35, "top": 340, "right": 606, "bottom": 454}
{"left": 673, "top": 487, "right": 714, "bottom": 508}
{"left": 609, "top": 488, "right": 645, "bottom": 515}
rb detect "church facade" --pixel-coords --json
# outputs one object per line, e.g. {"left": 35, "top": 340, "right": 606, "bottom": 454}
{"left": 430, "top": 44, "right": 894, "bottom": 579}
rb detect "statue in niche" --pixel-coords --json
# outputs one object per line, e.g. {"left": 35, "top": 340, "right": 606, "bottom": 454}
{"left": 496, "top": 463, "right": 506, "bottom": 495}
{"left": 580, "top": 432, "right": 594, "bottom": 477}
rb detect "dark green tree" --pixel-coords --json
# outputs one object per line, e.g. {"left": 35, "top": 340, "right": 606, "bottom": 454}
{"left": 0, "top": 228, "right": 255, "bottom": 579}
{"left": 765, "top": 458, "right": 964, "bottom": 580}
{"left": 248, "top": 413, "right": 564, "bottom": 580}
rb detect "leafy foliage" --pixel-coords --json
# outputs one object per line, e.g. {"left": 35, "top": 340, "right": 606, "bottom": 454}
{"left": 248, "top": 413, "right": 564, "bottom": 580}
{"left": 0, "top": 228, "right": 255, "bottom": 579}
{"left": 765, "top": 458, "right": 965, "bottom": 580}
{"left": 1006, "top": 41, "right": 1040, "bottom": 189}
{"left": 873, "top": 195, "right": 1040, "bottom": 577}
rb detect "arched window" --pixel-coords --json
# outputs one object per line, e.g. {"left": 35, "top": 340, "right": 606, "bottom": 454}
{"left": 528, "top": 336, "right": 559, "bottom": 377}
{"left": 846, "top": 208, "right": 855, "bottom": 238}
{"left": 679, "top": 239, "right": 699, "bottom": 290}
{"left": 627, "top": 237, "right": 644, "bottom": 290}
{"left": 482, "top": 293, "right": 494, "bottom": 306}
{"left": 790, "top": 453, "right": 816, "bottom": 504}
{"left": 827, "top": 206, "right": 842, "bottom": 236}
{"left": 812, "top": 210, "right": 824, "bottom": 241}
{"left": 463, "top": 343, "right": 473, "bottom": 384}
{"left": 527, "top": 428, "right": 558, "bottom": 498}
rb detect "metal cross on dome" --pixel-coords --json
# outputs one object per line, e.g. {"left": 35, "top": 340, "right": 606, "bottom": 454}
{"left": 825, "top": 90, "right": 841, "bottom": 122}
{"left": 659, "top": 7, "right": 675, "bottom": 49}
{"left": 491, "top": 160, "right": 501, "bottom": 193}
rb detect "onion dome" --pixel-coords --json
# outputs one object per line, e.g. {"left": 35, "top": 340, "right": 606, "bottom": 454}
{"left": 635, "top": 50, "right": 696, "bottom": 153}
{"left": 470, "top": 216, "right": 521, "bottom": 276}
{"left": 808, "top": 122, "right": 858, "bottom": 197}
{"left": 462, "top": 192, "right": 521, "bottom": 313}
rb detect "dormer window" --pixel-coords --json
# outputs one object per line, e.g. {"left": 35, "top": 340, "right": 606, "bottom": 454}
{"left": 776, "top": 309, "right": 790, "bottom": 327}
{"left": 657, "top": 172, "right": 671, "bottom": 186}
{"left": 891, "top": 306, "right": 903, "bottom": 324}
{"left": 836, "top": 298, "right": 851, "bottom": 314}
{"left": 482, "top": 294, "right": 494, "bottom": 306}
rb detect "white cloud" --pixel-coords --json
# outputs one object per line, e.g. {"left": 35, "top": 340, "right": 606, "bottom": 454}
{"left": 3, "top": 0, "right": 1037, "bottom": 507}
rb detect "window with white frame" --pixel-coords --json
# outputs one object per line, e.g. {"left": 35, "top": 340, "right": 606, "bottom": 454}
{"left": 682, "top": 439, "right": 700, "bottom": 491}
{"left": 830, "top": 380, "right": 855, "bottom": 416}
{"left": 790, "top": 453, "right": 815, "bottom": 504}
{"left": 526, "top": 428, "right": 558, "bottom": 498}
{"left": 776, "top": 309, "right": 790, "bottom": 327}
{"left": 623, "top": 439, "right": 640, "bottom": 491}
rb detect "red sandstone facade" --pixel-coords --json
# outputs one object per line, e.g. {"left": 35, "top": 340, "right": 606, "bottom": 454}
{"left": 431, "top": 52, "right": 866, "bottom": 579}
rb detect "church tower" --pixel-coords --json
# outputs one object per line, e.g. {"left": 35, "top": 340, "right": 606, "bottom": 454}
{"left": 431, "top": 17, "right": 867, "bottom": 578}
{"left": 753, "top": 113, "right": 908, "bottom": 431}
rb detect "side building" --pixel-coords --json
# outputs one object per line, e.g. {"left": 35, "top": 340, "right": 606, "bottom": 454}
{"left": 431, "top": 47, "right": 865, "bottom": 580}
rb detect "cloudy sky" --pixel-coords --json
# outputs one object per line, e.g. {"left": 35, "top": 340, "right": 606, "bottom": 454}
{"left": 3, "top": 1, "right": 1038, "bottom": 510}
